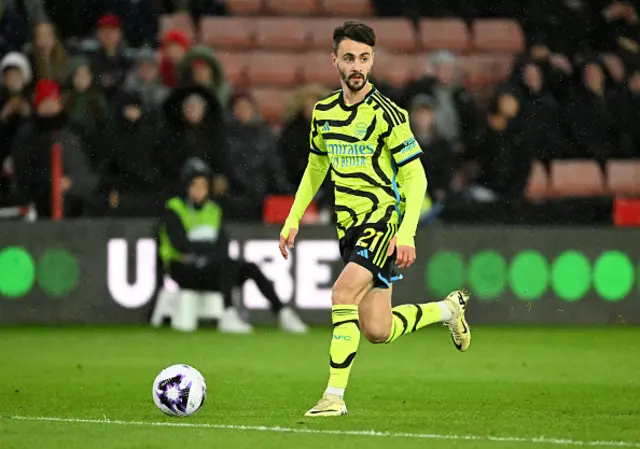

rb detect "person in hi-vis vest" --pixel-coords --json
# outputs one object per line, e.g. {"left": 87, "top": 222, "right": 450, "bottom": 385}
{"left": 159, "top": 157, "right": 308, "bottom": 333}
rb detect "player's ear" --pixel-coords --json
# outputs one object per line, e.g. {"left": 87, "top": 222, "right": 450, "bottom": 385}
{"left": 332, "top": 52, "right": 337, "bottom": 67}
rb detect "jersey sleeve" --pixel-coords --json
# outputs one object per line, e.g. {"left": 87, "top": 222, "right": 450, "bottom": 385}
{"left": 385, "top": 111, "right": 423, "bottom": 167}
{"left": 309, "top": 107, "right": 328, "bottom": 156}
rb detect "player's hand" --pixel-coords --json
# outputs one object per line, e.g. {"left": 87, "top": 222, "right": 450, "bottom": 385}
{"left": 279, "top": 228, "right": 298, "bottom": 260}
{"left": 387, "top": 236, "right": 416, "bottom": 269}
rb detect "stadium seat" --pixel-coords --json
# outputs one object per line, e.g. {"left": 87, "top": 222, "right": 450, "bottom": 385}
{"left": 548, "top": 160, "right": 607, "bottom": 198}
{"left": 159, "top": 13, "right": 196, "bottom": 43}
{"left": 246, "top": 52, "right": 301, "bottom": 85}
{"left": 373, "top": 52, "right": 415, "bottom": 87}
{"left": 607, "top": 160, "right": 640, "bottom": 196}
{"left": 525, "top": 160, "right": 549, "bottom": 201}
{"left": 301, "top": 52, "right": 339, "bottom": 86}
{"left": 264, "top": 0, "right": 319, "bottom": 15}
{"left": 252, "top": 87, "right": 293, "bottom": 123}
{"left": 226, "top": 0, "right": 263, "bottom": 15}
{"left": 199, "top": 17, "right": 255, "bottom": 49}
{"left": 151, "top": 276, "right": 223, "bottom": 332}
{"left": 215, "top": 51, "right": 247, "bottom": 84}
{"left": 255, "top": 18, "right": 312, "bottom": 50}
{"left": 365, "top": 18, "right": 418, "bottom": 52}
{"left": 319, "top": 0, "right": 373, "bottom": 16}
{"left": 472, "top": 19, "right": 525, "bottom": 54}
{"left": 309, "top": 18, "right": 351, "bottom": 49}
{"left": 419, "top": 19, "right": 470, "bottom": 53}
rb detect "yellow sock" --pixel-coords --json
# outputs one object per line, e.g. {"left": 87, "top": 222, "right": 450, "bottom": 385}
{"left": 385, "top": 303, "right": 443, "bottom": 344}
{"left": 327, "top": 305, "right": 361, "bottom": 394}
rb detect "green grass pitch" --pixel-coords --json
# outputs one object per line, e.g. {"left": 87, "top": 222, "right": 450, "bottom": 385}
{"left": 1, "top": 325, "right": 639, "bottom": 449}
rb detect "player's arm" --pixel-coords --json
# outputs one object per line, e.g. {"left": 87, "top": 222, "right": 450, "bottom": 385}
{"left": 279, "top": 108, "right": 330, "bottom": 259}
{"left": 386, "top": 111, "right": 428, "bottom": 268}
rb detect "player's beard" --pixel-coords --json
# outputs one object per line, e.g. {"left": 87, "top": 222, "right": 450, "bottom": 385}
{"left": 339, "top": 68, "right": 369, "bottom": 93}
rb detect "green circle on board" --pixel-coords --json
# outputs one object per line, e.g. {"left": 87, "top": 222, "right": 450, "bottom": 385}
{"left": 426, "top": 251, "right": 465, "bottom": 297}
{"left": 593, "top": 251, "right": 633, "bottom": 302}
{"left": 0, "top": 247, "right": 36, "bottom": 298}
{"left": 550, "top": 251, "right": 591, "bottom": 302}
{"left": 509, "top": 251, "right": 549, "bottom": 301}
{"left": 467, "top": 251, "right": 507, "bottom": 301}
{"left": 37, "top": 249, "right": 79, "bottom": 297}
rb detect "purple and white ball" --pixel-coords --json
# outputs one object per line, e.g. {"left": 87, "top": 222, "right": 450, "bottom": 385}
{"left": 152, "top": 364, "right": 207, "bottom": 417}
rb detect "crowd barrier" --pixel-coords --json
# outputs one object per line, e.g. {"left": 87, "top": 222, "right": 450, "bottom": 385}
{"left": 0, "top": 220, "right": 638, "bottom": 325}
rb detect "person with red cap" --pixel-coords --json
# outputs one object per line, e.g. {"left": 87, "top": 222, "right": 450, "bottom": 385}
{"left": 159, "top": 29, "right": 191, "bottom": 88}
{"left": 88, "top": 13, "right": 132, "bottom": 100}
{"left": 10, "top": 79, "right": 98, "bottom": 217}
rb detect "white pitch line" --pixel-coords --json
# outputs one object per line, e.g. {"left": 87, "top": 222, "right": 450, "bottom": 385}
{"left": 6, "top": 415, "right": 640, "bottom": 448}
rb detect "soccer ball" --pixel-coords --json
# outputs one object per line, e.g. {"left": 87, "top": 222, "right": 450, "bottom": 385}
{"left": 152, "top": 364, "right": 207, "bottom": 417}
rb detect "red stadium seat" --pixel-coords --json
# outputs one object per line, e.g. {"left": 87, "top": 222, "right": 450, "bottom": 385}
{"left": 548, "top": 160, "right": 607, "bottom": 198}
{"left": 472, "top": 19, "right": 525, "bottom": 54}
{"left": 319, "top": 0, "right": 373, "bottom": 16}
{"left": 264, "top": 0, "right": 320, "bottom": 15}
{"left": 246, "top": 52, "right": 301, "bottom": 85}
{"left": 419, "top": 19, "right": 470, "bottom": 53}
{"left": 255, "top": 18, "right": 312, "bottom": 50}
{"left": 226, "top": 0, "right": 263, "bottom": 15}
{"left": 365, "top": 18, "right": 418, "bottom": 52}
{"left": 215, "top": 51, "right": 247, "bottom": 84}
{"left": 301, "top": 52, "right": 339, "bottom": 87}
{"left": 373, "top": 52, "right": 415, "bottom": 87}
{"left": 199, "top": 17, "right": 255, "bottom": 49}
{"left": 309, "top": 18, "right": 351, "bottom": 49}
{"left": 525, "top": 161, "right": 550, "bottom": 201}
{"left": 607, "top": 160, "right": 640, "bottom": 196}
{"left": 252, "top": 87, "right": 293, "bottom": 123}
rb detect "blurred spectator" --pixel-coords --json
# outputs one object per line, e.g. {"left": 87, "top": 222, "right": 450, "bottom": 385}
{"left": 467, "top": 89, "right": 532, "bottom": 201}
{"left": 510, "top": 33, "right": 573, "bottom": 103}
{"left": 403, "top": 51, "right": 481, "bottom": 153}
{"left": 563, "top": 60, "right": 619, "bottom": 166}
{"left": 123, "top": 47, "right": 169, "bottom": 114}
{"left": 278, "top": 84, "right": 331, "bottom": 187}
{"left": 12, "top": 79, "right": 98, "bottom": 217}
{"left": 161, "top": 85, "right": 227, "bottom": 192}
{"left": 0, "top": 4, "right": 29, "bottom": 58}
{"left": 0, "top": 52, "right": 33, "bottom": 165}
{"left": 617, "top": 68, "right": 640, "bottom": 158}
{"left": 597, "top": 1, "right": 640, "bottom": 69}
{"left": 63, "top": 55, "right": 111, "bottom": 174}
{"left": 512, "top": 60, "right": 568, "bottom": 166}
{"left": 87, "top": 14, "right": 133, "bottom": 101}
{"left": 521, "top": 0, "right": 594, "bottom": 59}
{"left": 159, "top": 29, "right": 191, "bottom": 88}
{"left": 179, "top": 44, "right": 231, "bottom": 107}
{"left": 93, "top": 0, "right": 159, "bottom": 48}
{"left": 223, "top": 91, "right": 293, "bottom": 221}
{"left": 409, "top": 94, "right": 455, "bottom": 203}
{"left": 25, "top": 21, "right": 67, "bottom": 85}
{"left": 97, "top": 91, "right": 165, "bottom": 216}
{"left": 43, "top": 0, "right": 99, "bottom": 41}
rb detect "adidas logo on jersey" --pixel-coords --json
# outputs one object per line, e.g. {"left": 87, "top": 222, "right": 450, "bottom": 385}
{"left": 356, "top": 249, "right": 369, "bottom": 259}
{"left": 322, "top": 123, "right": 330, "bottom": 132}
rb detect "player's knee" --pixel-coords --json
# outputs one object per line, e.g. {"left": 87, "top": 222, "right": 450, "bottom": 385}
{"left": 362, "top": 324, "right": 390, "bottom": 344}
{"left": 331, "top": 284, "right": 358, "bottom": 306}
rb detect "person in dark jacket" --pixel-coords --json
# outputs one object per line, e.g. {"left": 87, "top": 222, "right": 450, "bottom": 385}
{"left": 223, "top": 91, "right": 293, "bottom": 221}
{"left": 87, "top": 14, "right": 132, "bottom": 101}
{"left": 11, "top": 79, "right": 98, "bottom": 217}
{"left": 0, "top": 52, "right": 32, "bottom": 165}
{"left": 158, "top": 157, "right": 308, "bottom": 333}
{"left": 160, "top": 84, "right": 228, "bottom": 194}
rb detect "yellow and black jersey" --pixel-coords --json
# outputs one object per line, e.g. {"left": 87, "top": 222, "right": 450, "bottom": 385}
{"left": 309, "top": 85, "right": 423, "bottom": 238}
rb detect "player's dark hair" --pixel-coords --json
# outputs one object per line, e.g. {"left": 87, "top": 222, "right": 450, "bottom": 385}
{"left": 333, "top": 21, "right": 376, "bottom": 54}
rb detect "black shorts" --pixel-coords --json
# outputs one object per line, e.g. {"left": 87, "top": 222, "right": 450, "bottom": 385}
{"left": 338, "top": 222, "right": 403, "bottom": 289}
